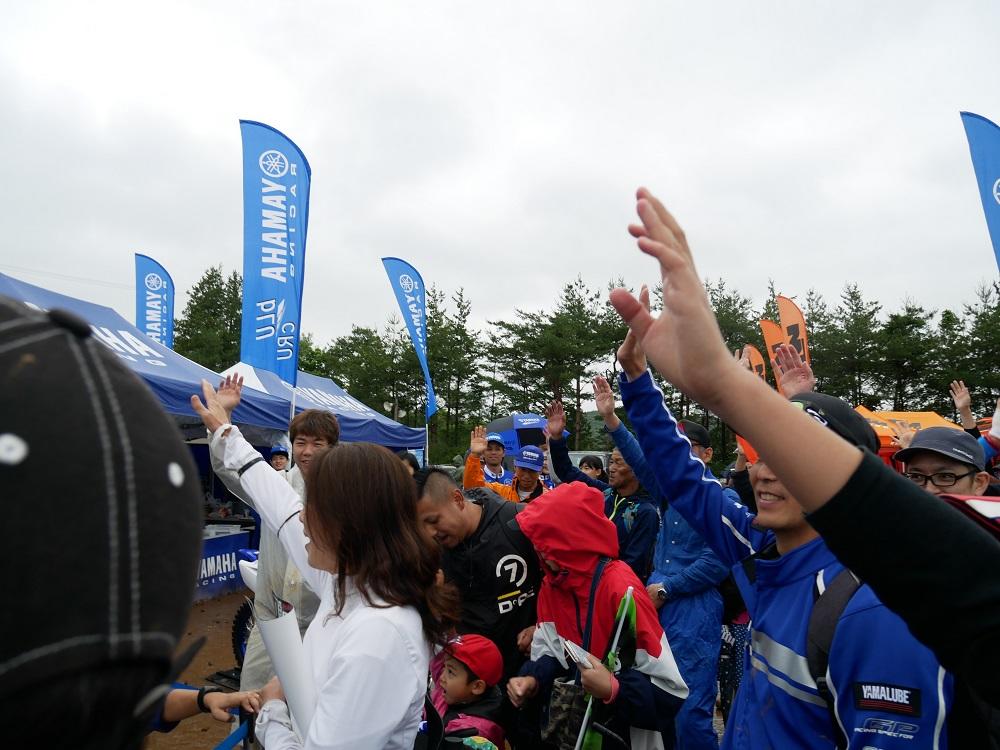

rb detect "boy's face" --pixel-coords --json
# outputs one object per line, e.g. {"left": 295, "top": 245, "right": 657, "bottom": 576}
{"left": 438, "top": 655, "right": 486, "bottom": 705}
{"left": 750, "top": 461, "right": 811, "bottom": 533}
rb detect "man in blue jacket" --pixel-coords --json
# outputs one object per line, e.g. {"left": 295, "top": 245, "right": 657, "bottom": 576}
{"left": 616, "top": 332, "right": 955, "bottom": 749}
{"left": 545, "top": 400, "right": 659, "bottom": 582}
{"left": 590, "top": 375, "right": 729, "bottom": 750}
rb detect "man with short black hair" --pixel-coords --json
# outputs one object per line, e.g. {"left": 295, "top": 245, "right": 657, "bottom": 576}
{"left": 895, "top": 426, "right": 994, "bottom": 497}
{"left": 414, "top": 468, "right": 540, "bottom": 683}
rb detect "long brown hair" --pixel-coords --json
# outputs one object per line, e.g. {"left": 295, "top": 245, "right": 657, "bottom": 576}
{"left": 303, "top": 442, "right": 458, "bottom": 643}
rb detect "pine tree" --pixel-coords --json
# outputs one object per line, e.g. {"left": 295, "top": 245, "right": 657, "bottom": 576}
{"left": 174, "top": 266, "right": 242, "bottom": 372}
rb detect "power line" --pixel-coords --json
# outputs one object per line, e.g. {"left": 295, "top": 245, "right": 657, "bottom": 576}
{"left": 0, "top": 263, "right": 134, "bottom": 291}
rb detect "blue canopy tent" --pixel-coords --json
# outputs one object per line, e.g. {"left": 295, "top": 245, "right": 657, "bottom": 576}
{"left": 223, "top": 362, "right": 425, "bottom": 449}
{"left": 0, "top": 272, "right": 290, "bottom": 442}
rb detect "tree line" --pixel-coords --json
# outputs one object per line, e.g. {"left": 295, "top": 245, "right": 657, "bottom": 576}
{"left": 174, "top": 265, "right": 1000, "bottom": 467}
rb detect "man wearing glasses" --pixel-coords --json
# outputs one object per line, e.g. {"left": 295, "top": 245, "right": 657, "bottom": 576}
{"left": 894, "top": 427, "right": 995, "bottom": 497}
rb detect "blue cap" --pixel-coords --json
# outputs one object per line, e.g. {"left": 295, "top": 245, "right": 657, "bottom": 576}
{"left": 514, "top": 446, "right": 544, "bottom": 471}
{"left": 270, "top": 444, "right": 289, "bottom": 457}
{"left": 486, "top": 432, "right": 505, "bottom": 446}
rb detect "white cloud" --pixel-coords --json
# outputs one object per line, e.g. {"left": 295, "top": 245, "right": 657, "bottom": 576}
{"left": 1, "top": 0, "right": 997, "bottom": 353}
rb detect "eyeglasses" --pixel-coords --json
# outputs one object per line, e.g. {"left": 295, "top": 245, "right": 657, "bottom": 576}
{"left": 903, "top": 470, "right": 977, "bottom": 488}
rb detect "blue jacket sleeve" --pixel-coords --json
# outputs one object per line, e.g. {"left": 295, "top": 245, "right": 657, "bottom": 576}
{"left": 614, "top": 667, "right": 684, "bottom": 732}
{"left": 518, "top": 655, "right": 565, "bottom": 699}
{"left": 620, "top": 370, "right": 767, "bottom": 568}
{"left": 649, "top": 537, "right": 729, "bottom": 598}
{"left": 607, "top": 422, "right": 663, "bottom": 498}
{"left": 549, "top": 435, "right": 610, "bottom": 492}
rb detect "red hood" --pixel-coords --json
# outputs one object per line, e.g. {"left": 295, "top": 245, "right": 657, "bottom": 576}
{"left": 515, "top": 482, "right": 618, "bottom": 592}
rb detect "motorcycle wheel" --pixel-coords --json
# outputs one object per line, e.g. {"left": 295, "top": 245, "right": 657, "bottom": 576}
{"left": 231, "top": 597, "right": 255, "bottom": 667}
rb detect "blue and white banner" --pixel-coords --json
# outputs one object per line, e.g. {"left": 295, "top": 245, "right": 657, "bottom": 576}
{"left": 961, "top": 111, "right": 1000, "bottom": 272}
{"left": 239, "top": 120, "right": 312, "bottom": 385}
{"left": 134, "top": 253, "right": 174, "bottom": 348}
{"left": 381, "top": 257, "right": 438, "bottom": 421}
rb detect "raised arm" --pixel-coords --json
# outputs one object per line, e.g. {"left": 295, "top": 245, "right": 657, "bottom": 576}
{"left": 609, "top": 188, "right": 863, "bottom": 514}
{"left": 192, "top": 380, "right": 324, "bottom": 593}
{"left": 545, "top": 400, "right": 609, "bottom": 491}
{"left": 609, "top": 187, "right": 1000, "bottom": 704}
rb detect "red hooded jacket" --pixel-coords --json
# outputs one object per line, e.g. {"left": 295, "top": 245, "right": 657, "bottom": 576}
{"left": 515, "top": 483, "right": 688, "bottom": 737}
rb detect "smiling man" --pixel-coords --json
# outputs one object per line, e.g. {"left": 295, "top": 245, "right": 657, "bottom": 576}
{"left": 894, "top": 427, "right": 994, "bottom": 497}
{"left": 619, "top": 354, "right": 961, "bottom": 749}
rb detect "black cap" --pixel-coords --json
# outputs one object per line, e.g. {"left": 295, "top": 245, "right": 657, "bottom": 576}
{"left": 894, "top": 426, "right": 986, "bottom": 471}
{"left": 789, "top": 392, "right": 879, "bottom": 453}
{"left": 679, "top": 420, "right": 711, "bottom": 448}
{"left": 0, "top": 297, "right": 202, "bottom": 702}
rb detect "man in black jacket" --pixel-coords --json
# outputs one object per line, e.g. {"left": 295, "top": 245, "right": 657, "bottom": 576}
{"left": 415, "top": 468, "right": 541, "bottom": 682}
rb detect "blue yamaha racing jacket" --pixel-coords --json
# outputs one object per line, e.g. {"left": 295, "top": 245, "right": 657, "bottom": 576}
{"left": 621, "top": 370, "right": 955, "bottom": 750}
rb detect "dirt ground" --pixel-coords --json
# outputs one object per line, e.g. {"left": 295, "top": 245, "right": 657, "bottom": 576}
{"left": 146, "top": 590, "right": 251, "bottom": 750}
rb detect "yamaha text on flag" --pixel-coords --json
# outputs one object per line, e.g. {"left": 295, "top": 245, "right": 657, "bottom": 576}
{"left": 961, "top": 112, "right": 1000, "bottom": 272}
{"left": 134, "top": 253, "right": 174, "bottom": 348}
{"left": 239, "top": 120, "right": 311, "bottom": 385}
{"left": 381, "top": 257, "right": 438, "bottom": 421}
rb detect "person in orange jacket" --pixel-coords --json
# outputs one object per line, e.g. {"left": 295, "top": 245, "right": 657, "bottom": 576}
{"left": 464, "top": 425, "right": 547, "bottom": 502}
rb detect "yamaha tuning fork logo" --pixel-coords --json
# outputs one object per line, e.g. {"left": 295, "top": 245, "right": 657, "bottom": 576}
{"left": 398, "top": 274, "right": 416, "bottom": 294}
{"left": 259, "top": 149, "right": 289, "bottom": 178}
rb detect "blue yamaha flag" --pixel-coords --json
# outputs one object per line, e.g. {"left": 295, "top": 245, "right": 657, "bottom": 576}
{"left": 134, "top": 253, "right": 174, "bottom": 348}
{"left": 961, "top": 111, "right": 1000, "bottom": 272}
{"left": 239, "top": 120, "right": 311, "bottom": 385}
{"left": 381, "top": 257, "right": 438, "bottom": 421}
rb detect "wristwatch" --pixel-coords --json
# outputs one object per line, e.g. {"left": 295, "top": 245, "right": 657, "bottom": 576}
{"left": 656, "top": 586, "right": 668, "bottom": 602}
{"left": 197, "top": 686, "right": 223, "bottom": 713}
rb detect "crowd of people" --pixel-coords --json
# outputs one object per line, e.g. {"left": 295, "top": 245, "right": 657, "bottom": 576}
{"left": 4, "top": 187, "right": 1000, "bottom": 750}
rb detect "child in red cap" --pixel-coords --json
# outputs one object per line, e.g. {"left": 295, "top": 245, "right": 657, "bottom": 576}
{"left": 430, "top": 633, "right": 506, "bottom": 748}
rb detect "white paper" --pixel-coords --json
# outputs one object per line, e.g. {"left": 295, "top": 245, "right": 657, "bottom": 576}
{"left": 258, "top": 607, "right": 316, "bottom": 740}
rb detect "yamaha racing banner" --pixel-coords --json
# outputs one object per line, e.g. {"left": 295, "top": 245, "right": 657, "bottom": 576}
{"left": 239, "top": 120, "right": 312, "bottom": 385}
{"left": 381, "top": 257, "right": 438, "bottom": 421}
{"left": 134, "top": 253, "right": 174, "bottom": 348}
{"left": 961, "top": 112, "right": 1000, "bottom": 272}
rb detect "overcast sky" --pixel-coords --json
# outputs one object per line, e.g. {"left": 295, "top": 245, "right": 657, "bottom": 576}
{"left": 2, "top": 1, "right": 999, "bottom": 347}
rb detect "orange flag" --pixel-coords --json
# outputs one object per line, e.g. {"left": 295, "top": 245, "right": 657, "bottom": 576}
{"left": 776, "top": 295, "right": 810, "bottom": 365}
{"left": 743, "top": 344, "right": 767, "bottom": 381}
{"left": 759, "top": 320, "right": 786, "bottom": 395}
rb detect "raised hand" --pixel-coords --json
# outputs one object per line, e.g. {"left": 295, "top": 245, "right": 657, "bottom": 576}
{"left": 609, "top": 188, "right": 743, "bottom": 408}
{"left": 772, "top": 344, "right": 816, "bottom": 398}
{"left": 890, "top": 420, "right": 918, "bottom": 450}
{"left": 734, "top": 347, "right": 752, "bottom": 371}
{"left": 191, "top": 380, "right": 231, "bottom": 434}
{"left": 616, "top": 285, "right": 651, "bottom": 379}
{"left": 216, "top": 374, "right": 244, "bottom": 417}
{"left": 469, "top": 425, "right": 488, "bottom": 455}
{"left": 592, "top": 377, "right": 616, "bottom": 419}
{"left": 950, "top": 380, "right": 972, "bottom": 412}
{"left": 544, "top": 401, "right": 566, "bottom": 437}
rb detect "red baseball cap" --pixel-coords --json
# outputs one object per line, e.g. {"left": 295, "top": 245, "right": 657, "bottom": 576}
{"left": 445, "top": 634, "right": 504, "bottom": 687}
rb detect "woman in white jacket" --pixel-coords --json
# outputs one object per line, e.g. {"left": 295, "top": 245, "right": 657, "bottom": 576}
{"left": 193, "top": 379, "right": 457, "bottom": 749}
